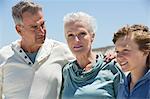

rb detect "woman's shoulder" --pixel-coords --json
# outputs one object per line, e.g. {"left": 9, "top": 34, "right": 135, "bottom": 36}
{"left": 63, "top": 61, "right": 74, "bottom": 69}
{"left": 97, "top": 53, "right": 124, "bottom": 77}
{"left": 63, "top": 60, "right": 76, "bottom": 73}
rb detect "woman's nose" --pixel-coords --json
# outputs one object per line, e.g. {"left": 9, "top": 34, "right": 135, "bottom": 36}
{"left": 74, "top": 36, "right": 80, "bottom": 41}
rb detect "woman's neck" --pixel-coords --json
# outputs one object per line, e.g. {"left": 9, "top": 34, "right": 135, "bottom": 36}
{"left": 76, "top": 51, "right": 97, "bottom": 71}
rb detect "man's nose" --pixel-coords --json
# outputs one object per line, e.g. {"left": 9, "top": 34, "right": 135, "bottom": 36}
{"left": 36, "top": 26, "right": 45, "bottom": 34}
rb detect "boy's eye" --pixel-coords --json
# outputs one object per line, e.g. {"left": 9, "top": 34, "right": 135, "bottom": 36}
{"left": 123, "top": 49, "right": 130, "bottom": 53}
{"left": 115, "top": 51, "right": 119, "bottom": 54}
{"left": 115, "top": 49, "right": 131, "bottom": 56}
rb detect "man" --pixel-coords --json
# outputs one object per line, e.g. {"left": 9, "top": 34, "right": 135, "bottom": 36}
{"left": 0, "top": 0, "right": 74, "bottom": 99}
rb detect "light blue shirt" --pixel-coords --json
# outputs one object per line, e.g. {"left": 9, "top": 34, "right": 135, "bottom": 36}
{"left": 61, "top": 53, "right": 124, "bottom": 99}
{"left": 26, "top": 52, "right": 37, "bottom": 63}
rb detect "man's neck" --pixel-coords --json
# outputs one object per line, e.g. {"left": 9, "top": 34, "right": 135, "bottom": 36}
{"left": 21, "top": 42, "right": 41, "bottom": 53}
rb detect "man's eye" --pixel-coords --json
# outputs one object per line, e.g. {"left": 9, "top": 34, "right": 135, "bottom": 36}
{"left": 32, "top": 26, "right": 38, "bottom": 29}
{"left": 41, "top": 22, "right": 45, "bottom": 28}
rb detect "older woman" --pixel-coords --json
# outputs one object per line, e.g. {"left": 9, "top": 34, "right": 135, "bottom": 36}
{"left": 60, "top": 12, "right": 124, "bottom": 99}
{"left": 113, "top": 24, "right": 150, "bottom": 99}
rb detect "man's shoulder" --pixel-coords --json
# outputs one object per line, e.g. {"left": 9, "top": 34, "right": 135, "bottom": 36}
{"left": 45, "top": 38, "right": 74, "bottom": 61}
{"left": 0, "top": 44, "right": 14, "bottom": 64}
{"left": 0, "top": 44, "right": 13, "bottom": 55}
{"left": 52, "top": 39, "right": 67, "bottom": 47}
{"left": 46, "top": 39, "right": 70, "bottom": 53}
{"left": 45, "top": 38, "right": 67, "bottom": 48}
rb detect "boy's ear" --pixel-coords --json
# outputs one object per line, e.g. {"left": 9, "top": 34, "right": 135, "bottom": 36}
{"left": 143, "top": 50, "right": 149, "bottom": 56}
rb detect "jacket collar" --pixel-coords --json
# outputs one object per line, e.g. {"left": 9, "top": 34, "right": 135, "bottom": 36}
{"left": 11, "top": 38, "right": 54, "bottom": 63}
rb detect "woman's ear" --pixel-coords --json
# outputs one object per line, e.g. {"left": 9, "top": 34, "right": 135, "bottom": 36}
{"left": 91, "top": 33, "right": 95, "bottom": 42}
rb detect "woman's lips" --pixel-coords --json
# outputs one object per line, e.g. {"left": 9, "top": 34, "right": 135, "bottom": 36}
{"left": 73, "top": 45, "right": 83, "bottom": 50}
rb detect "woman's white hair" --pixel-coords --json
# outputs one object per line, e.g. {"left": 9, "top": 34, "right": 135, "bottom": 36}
{"left": 63, "top": 12, "right": 97, "bottom": 33}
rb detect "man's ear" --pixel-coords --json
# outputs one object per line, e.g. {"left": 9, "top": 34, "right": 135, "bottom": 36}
{"left": 15, "top": 24, "right": 22, "bottom": 35}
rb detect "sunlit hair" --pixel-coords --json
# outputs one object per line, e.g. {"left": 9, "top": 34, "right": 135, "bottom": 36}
{"left": 12, "top": 0, "right": 42, "bottom": 25}
{"left": 113, "top": 24, "right": 150, "bottom": 67}
{"left": 63, "top": 12, "right": 97, "bottom": 34}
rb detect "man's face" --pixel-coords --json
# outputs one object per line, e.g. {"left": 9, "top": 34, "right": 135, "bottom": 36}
{"left": 18, "top": 10, "right": 46, "bottom": 47}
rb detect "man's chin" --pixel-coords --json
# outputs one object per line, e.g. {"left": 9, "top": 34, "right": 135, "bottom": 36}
{"left": 37, "top": 38, "right": 45, "bottom": 44}
{"left": 36, "top": 40, "right": 45, "bottom": 46}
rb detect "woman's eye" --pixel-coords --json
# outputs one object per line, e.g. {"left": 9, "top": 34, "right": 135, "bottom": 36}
{"left": 68, "top": 34, "right": 74, "bottom": 37}
{"left": 80, "top": 32, "right": 86, "bottom": 35}
{"left": 79, "top": 32, "right": 86, "bottom": 37}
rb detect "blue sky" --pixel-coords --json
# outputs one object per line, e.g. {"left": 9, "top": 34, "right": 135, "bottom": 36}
{"left": 0, "top": 0, "right": 150, "bottom": 49}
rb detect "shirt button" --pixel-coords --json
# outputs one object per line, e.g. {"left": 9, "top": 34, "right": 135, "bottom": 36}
{"left": 19, "top": 50, "right": 22, "bottom": 53}
{"left": 28, "top": 62, "right": 31, "bottom": 65}
{"left": 24, "top": 56, "right": 27, "bottom": 59}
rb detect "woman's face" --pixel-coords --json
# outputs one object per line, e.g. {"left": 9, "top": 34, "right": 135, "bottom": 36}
{"left": 115, "top": 36, "right": 148, "bottom": 72}
{"left": 64, "top": 22, "right": 94, "bottom": 56}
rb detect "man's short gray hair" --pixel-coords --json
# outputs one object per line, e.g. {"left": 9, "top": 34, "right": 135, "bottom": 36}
{"left": 63, "top": 12, "right": 97, "bottom": 33}
{"left": 12, "top": 0, "right": 42, "bottom": 25}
